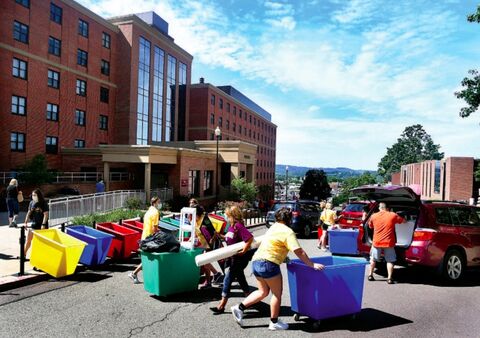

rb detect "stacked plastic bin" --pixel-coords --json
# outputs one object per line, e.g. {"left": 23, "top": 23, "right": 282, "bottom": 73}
{"left": 66, "top": 225, "right": 114, "bottom": 266}
{"left": 96, "top": 222, "right": 141, "bottom": 259}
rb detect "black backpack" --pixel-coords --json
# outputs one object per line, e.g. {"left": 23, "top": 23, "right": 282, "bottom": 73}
{"left": 140, "top": 231, "right": 180, "bottom": 253}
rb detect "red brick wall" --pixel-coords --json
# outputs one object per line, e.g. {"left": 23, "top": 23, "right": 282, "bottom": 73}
{"left": 445, "top": 157, "right": 474, "bottom": 201}
{"left": 0, "top": 0, "right": 117, "bottom": 171}
{"left": 391, "top": 172, "right": 400, "bottom": 185}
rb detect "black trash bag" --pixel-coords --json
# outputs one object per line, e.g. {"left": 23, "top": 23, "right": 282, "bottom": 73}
{"left": 140, "top": 231, "right": 180, "bottom": 253}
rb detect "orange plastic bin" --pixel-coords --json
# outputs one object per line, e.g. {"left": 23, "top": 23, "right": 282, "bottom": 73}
{"left": 96, "top": 222, "right": 140, "bottom": 259}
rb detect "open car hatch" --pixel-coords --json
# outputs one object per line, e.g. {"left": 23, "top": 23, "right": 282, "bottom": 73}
{"left": 351, "top": 185, "right": 420, "bottom": 204}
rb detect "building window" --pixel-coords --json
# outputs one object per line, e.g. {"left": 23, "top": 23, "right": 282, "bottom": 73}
{"left": 46, "top": 103, "right": 59, "bottom": 121}
{"left": 218, "top": 117, "right": 223, "bottom": 127}
{"left": 11, "top": 95, "right": 26, "bottom": 116}
{"left": 232, "top": 123, "right": 236, "bottom": 132}
{"left": 74, "top": 139, "right": 85, "bottom": 148}
{"left": 102, "top": 32, "right": 111, "bottom": 49}
{"left": 76, "top": 79, "right": 87, "bottom": 96}
{"left": 11, "top": 132, "right": 25, "bottom": 152}
{"left": 210, "top": 113, "right": 215, "bottom": 125}
{"left": 152, "top": 46, "right": 165, "bottom": 142}
{"left": 219, "top": 98, "right": 223, "bottom": 109}
{"left": 78, "top": 19, "right": 89, "bottom": 37}
{"left": 100, "top": 87, "right": 109, "bottom": 103}
{"left": 211, "top": 94, "right": 215, "bottom": 105}
{"left": 203, "top": 170, "right": 213, "bottom": 195}
{"left": 12, "top": 58, "right": 27, "bottom": 79}
{"left": 137, "top": 37, "right": 150, "bottom": 145}
{"left": 233, "top": 106, "right": 236, "bottom": 115}
{"left": 165, "top": 54, "right": 176, "bottom": 142}
{"left": 245, "top": 112, "right": 247, "bottom": 121}
{"left": 77, "top": 49, "right": 88, "bottom": 67}
{"left": 239, "top": 109, "right": 242, "bottom": 118}
{"left": 210, "top": 133, "right": 214, "bottom": 140}
{"left": 226, "top": 103, "right": 230, "bottom": 112}
{"left": 13, "top": 21, "right": 29, "bottom": 44}
{"left": 50, "top": 3, "right": 62, "bottom": 24}
{"left": 47, "top": 69, "right": 60, "bottom": 88}
{"left": 48, "top": 36, "right": 61, "bottom": 56}
{"left": 46, "top": 136, "right": 58, "bottom": 154}
{"left": 249, "top": 115, "right": 252, "bottom": 124}
{"left": 244, "top": 128, "right": 247, "bottom": 136}
{"left": 239, "top": 125, "right": 242, "bottom": 134}
{"left": 16, "top": 0, "right": 30, "bottom": 8}
{"left": 226, "top": 120, "right": 229, "bottom": 130}
{"left": 188, "top": 170, "right": 200, "bottom": 197}
{"left": 99, "top": 115, "right": 108, "bottom": 130}
{"left": 101, "top": 60, "right": 110, "bottom": 75}
{"left": 75, "top": 109, "right": 86, "bottom": 126}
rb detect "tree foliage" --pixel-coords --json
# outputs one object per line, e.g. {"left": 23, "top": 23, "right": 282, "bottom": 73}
{"left": 333, "top": 172, "right": 378, "bottom": 205}
{"left": 257, "top": 184, "right": 273, "bottom": 201}
{"left": 455, "top": 6, "right": 480, "bottom": 118}
{"left": 18, "top": 154, "right": 55, "bottom": 185}
{"left": 230, "top": 177, "right": 257, "bottom": 204}
{"left": 299, "top": 169, "right": 331, "bottom": 201}
{"left": 377, "top": 125, "right": 444, "bottom": 181}
{"left": 475, "top": 163, "right": 480, "bottom": 182}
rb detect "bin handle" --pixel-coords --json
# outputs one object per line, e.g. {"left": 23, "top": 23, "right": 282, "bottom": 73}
{"left": 34, "top": 232, "right": 86, "bottom": 250}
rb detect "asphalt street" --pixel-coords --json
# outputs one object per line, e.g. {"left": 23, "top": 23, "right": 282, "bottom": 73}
{"left": 1, "top": 225, "right": 479, "bottom": 338}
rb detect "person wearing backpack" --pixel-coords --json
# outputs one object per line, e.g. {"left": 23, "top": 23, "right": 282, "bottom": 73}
{"left": 128, "top": 196, "right": 161, "bottom": 284}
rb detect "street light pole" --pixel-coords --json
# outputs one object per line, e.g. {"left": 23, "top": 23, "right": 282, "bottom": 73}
{"left": 285, "top": 165, "right": 289, "bottom": 200}
{"left": 215, "top": 126, "right": 221, "bottom": 211}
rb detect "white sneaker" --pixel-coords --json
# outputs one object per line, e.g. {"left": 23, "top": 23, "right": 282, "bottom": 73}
{"left": 128, "top": 272, "right": 140, "bottom": 284}
{"left": 269, "top": 319, "right": 289, "bottom": 331}
{"left": 231, "top": 305, "right": 244, "bottom": 327}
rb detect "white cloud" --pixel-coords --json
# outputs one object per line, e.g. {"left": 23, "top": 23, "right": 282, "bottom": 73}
{"left": 263, "top": 1, "right": 296, "bottom": 30}
{"left": 331, "top": 0, "right": 377, "bottom": 24}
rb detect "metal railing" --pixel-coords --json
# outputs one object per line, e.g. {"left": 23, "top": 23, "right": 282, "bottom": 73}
{"left": 0, "top": 171, "right": 132, "bottom": 184}
{"left": 150, "top": 188, "right": 173, "bottom": 201}
{"left": 48, "top": 190, "right": 146, "bottom": 226}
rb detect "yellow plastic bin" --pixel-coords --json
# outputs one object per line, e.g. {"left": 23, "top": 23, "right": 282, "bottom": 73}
{"left": 30, "top": 229, "right": 87, "bottom": 278}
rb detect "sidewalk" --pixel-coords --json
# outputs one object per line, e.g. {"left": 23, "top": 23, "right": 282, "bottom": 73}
{"left": 0, "top": 212, "right": 265, "bottom": 290}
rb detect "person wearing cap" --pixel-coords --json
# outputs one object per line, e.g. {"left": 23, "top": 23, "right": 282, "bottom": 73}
{"left": 128, "top": 196, "right": 161, "bottom": 284}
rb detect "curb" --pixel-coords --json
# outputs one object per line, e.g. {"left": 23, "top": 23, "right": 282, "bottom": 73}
{"left": 0, "top": 272, "right": 49, "bottom": 292}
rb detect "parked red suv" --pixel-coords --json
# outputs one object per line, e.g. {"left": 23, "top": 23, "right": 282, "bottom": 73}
{"left": 338, "top": 201, "right": 375, "bottom": 253}
{"left": 350, "top": 185, "right": 480, "bottom": 283}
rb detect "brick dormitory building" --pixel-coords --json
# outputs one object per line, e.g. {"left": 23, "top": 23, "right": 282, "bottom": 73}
{"left": 0, "top": 0, "right": 277, "bottom": 204}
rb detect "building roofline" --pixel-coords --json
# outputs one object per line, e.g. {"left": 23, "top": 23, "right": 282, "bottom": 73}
{"left": 190, "top": 83, "right": 277, "bottom": 127}
{"left": 108, "top": 14, "right": 193, "bottom": 61}
{"left": 60, "top": 0, "right": 119, "bottom": 32}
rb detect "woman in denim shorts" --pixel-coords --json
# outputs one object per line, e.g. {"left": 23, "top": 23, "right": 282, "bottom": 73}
{"left": 231, "top": 208, "right": 324, "bottom": 331}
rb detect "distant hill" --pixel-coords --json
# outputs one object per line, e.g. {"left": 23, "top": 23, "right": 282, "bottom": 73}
{"left": 275, "top": 164, "right": 375, "bottom": 178}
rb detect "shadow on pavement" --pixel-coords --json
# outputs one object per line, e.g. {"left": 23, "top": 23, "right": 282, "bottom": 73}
{"left": 60, "top": 271, "right": 112, "bottom": 283}
{"left": 287, "top": 308, "right": 412, "bottom": 333}
{"left": 151, "top": 286, "right": 222, "bottom": 303}
{"left": 0, "top": 253, "right": 17, "bottom": 260}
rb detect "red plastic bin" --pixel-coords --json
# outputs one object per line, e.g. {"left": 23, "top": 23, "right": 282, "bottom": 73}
{"left": 122, "top": 220, "right": 144, "bottom": 234}
{"left": 96, "top": 222, "right": 140, "bottom": 259}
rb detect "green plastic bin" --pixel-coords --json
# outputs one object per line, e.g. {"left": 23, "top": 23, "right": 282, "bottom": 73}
{"left": 141, "top": 248, "right": 202, "bottom": 297}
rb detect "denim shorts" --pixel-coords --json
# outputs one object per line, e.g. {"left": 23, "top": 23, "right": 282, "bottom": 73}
{"left": 6, "top": 198, "right": 19, "bottom": 218}
{"left": 252, "top": 259, "right": 281, "bottom": 279}
{"left": 370, "top": 246, "right": 396, "bottom": 263}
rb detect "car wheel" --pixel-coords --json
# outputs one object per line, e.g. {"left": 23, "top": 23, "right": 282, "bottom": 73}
{"left": 439, "top": 249, "right": 465, "bottom": 283}
{"left": 302, "top": 223, "right": 311, "bottom": 238}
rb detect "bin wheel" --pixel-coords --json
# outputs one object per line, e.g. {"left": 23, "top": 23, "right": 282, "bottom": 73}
{"left": 351, "top": 314, "right": 357, "bottom": 320}
{"left": 312, "top": 320, "right": 321, "bottom": 330}
{"left": 293, "top": 313, "right": 301, "bottom": 321}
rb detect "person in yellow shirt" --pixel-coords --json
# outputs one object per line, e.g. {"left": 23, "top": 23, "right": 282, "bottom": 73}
{"left": 128, "top": 196, "right": 161, "bottom": 284}
{"left": 231, "top": 207, "right": 324, "bottom": 331}
{"left": 319, "top": 202, "right": 337, "bottom": 251}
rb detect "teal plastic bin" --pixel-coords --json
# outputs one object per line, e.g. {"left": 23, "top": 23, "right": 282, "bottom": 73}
{"left": 141, "top": 248, "right": 202, "bottom": 297}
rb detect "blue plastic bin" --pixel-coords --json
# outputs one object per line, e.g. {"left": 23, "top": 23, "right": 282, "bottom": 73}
{"left": 287, "top": 256, "right": 368, "bottom": 321}
{"left": 328, "top": 229, "right": 359, "bottom": 255}
{"left": 66, "top": 225, "right": 114, "bottom": 266}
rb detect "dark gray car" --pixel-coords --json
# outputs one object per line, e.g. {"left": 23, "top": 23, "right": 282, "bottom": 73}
{"left": 266, "top": 200, "right": 321, "bottom": 238}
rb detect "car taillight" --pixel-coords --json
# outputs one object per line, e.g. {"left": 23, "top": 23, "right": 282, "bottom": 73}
{"left": 413, "top": 228, "right": 436, "bottom": 241}
{"left": 292, "top": 211, "right": 300, "bottom": 218}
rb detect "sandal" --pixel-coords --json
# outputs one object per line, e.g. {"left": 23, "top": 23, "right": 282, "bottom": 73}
{"left": 387, "top": 279, "right": 394, "bottom": 284}
{"left": 368, "top": 275, "right": 375, "bottom": 281}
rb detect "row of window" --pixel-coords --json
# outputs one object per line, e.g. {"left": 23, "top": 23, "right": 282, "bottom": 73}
{"left": 258, "top": 146, "right": 274, "bottom": 157}
{"left": 10, "top": 132, "right": 87, "bottom": 152}
{"left": 210, "top": 94, "right": 275, "bottom": 134}
{"left": 11, "top": 97, "right": 108, "bottom": 127}
{"left": 14, "top": 2, "right": 111, "bottom": 48}
{"left": 13, "top": 57, "right": 110, "bottom": 101}
{"left": 256, "top": 159, "right": 275, "bottom": 168}
{"left": 256, "top": 172, "right": 275, "bottom": 180}
{"left": 209, "top": 115, "right": 275, "bottom": 144}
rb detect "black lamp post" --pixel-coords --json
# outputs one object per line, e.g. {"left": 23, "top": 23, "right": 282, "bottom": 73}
{"left": 215, "top": 126, "right": 221, "bottom": 210}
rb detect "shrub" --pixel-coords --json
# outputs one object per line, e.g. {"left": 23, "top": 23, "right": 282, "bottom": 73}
{"left": 71, "top": 208, "right": 145, "bottom": 226}
{"left": 125, "top": 197, "right": 143, "bottom": 210}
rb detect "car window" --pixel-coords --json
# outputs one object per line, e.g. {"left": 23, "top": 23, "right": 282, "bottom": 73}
{"left": 344, "top": 204, "right": 365, "bottom": 212}
{"left": 272, "top": 203, "right": 296, "bottom": 212}
{"left": 449, "top": 207, "right": 480, "bottom": 227}
{"left": 435, "top": 207, "right": 452, "bottom": 225}
{"left": 300, "top": 203, "right": 317, "bottom": 212}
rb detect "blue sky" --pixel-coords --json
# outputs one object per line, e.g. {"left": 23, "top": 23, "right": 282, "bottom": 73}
{"left": 80, "top": 0, "right": 480, "bottom": 170}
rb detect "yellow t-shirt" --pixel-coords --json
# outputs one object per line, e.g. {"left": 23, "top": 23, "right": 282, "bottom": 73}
{"left": 320, "top": 209, "right": 336, "bottom": 226}
{"left": 253, "top": 222, "right": 301, "bottom": 265}
{"left": 142, "top": 206, "right": 159, "bottom": 240}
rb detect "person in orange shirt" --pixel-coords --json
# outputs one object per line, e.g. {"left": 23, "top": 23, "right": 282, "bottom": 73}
{"left": 367, "top": 202, "right": 406, "bottom": 284}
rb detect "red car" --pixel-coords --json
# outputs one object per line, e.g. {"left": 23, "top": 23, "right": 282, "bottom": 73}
{"left": 350, "top": 185, "right": 480, "bottom": 283}
{"left": 338, "top": 201, "right": 375, "bottom": 253}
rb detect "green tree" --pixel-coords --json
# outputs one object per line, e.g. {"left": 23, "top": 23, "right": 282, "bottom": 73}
{"left": 299, "top": 169, "right": 331, "bottom": 201}
{"left": 378, "top": 124, "right": 443, "bottom": 181}
{"left": 230, "top": 177, "right": 257, "bottom": 205}
{"left": 257, "top": 184, "right": 273, "bottom": 201}
{"left": 18, "top": 154, "right": 55, "bottom": 185}
{"left": 333, "top": 172, "right": 378, "bottom": 205}
{"left": 475, "top": 163, "right": 480, "bottom": 182}
{"left": 455, "top": 6, "right": 480, "bottom": 118}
